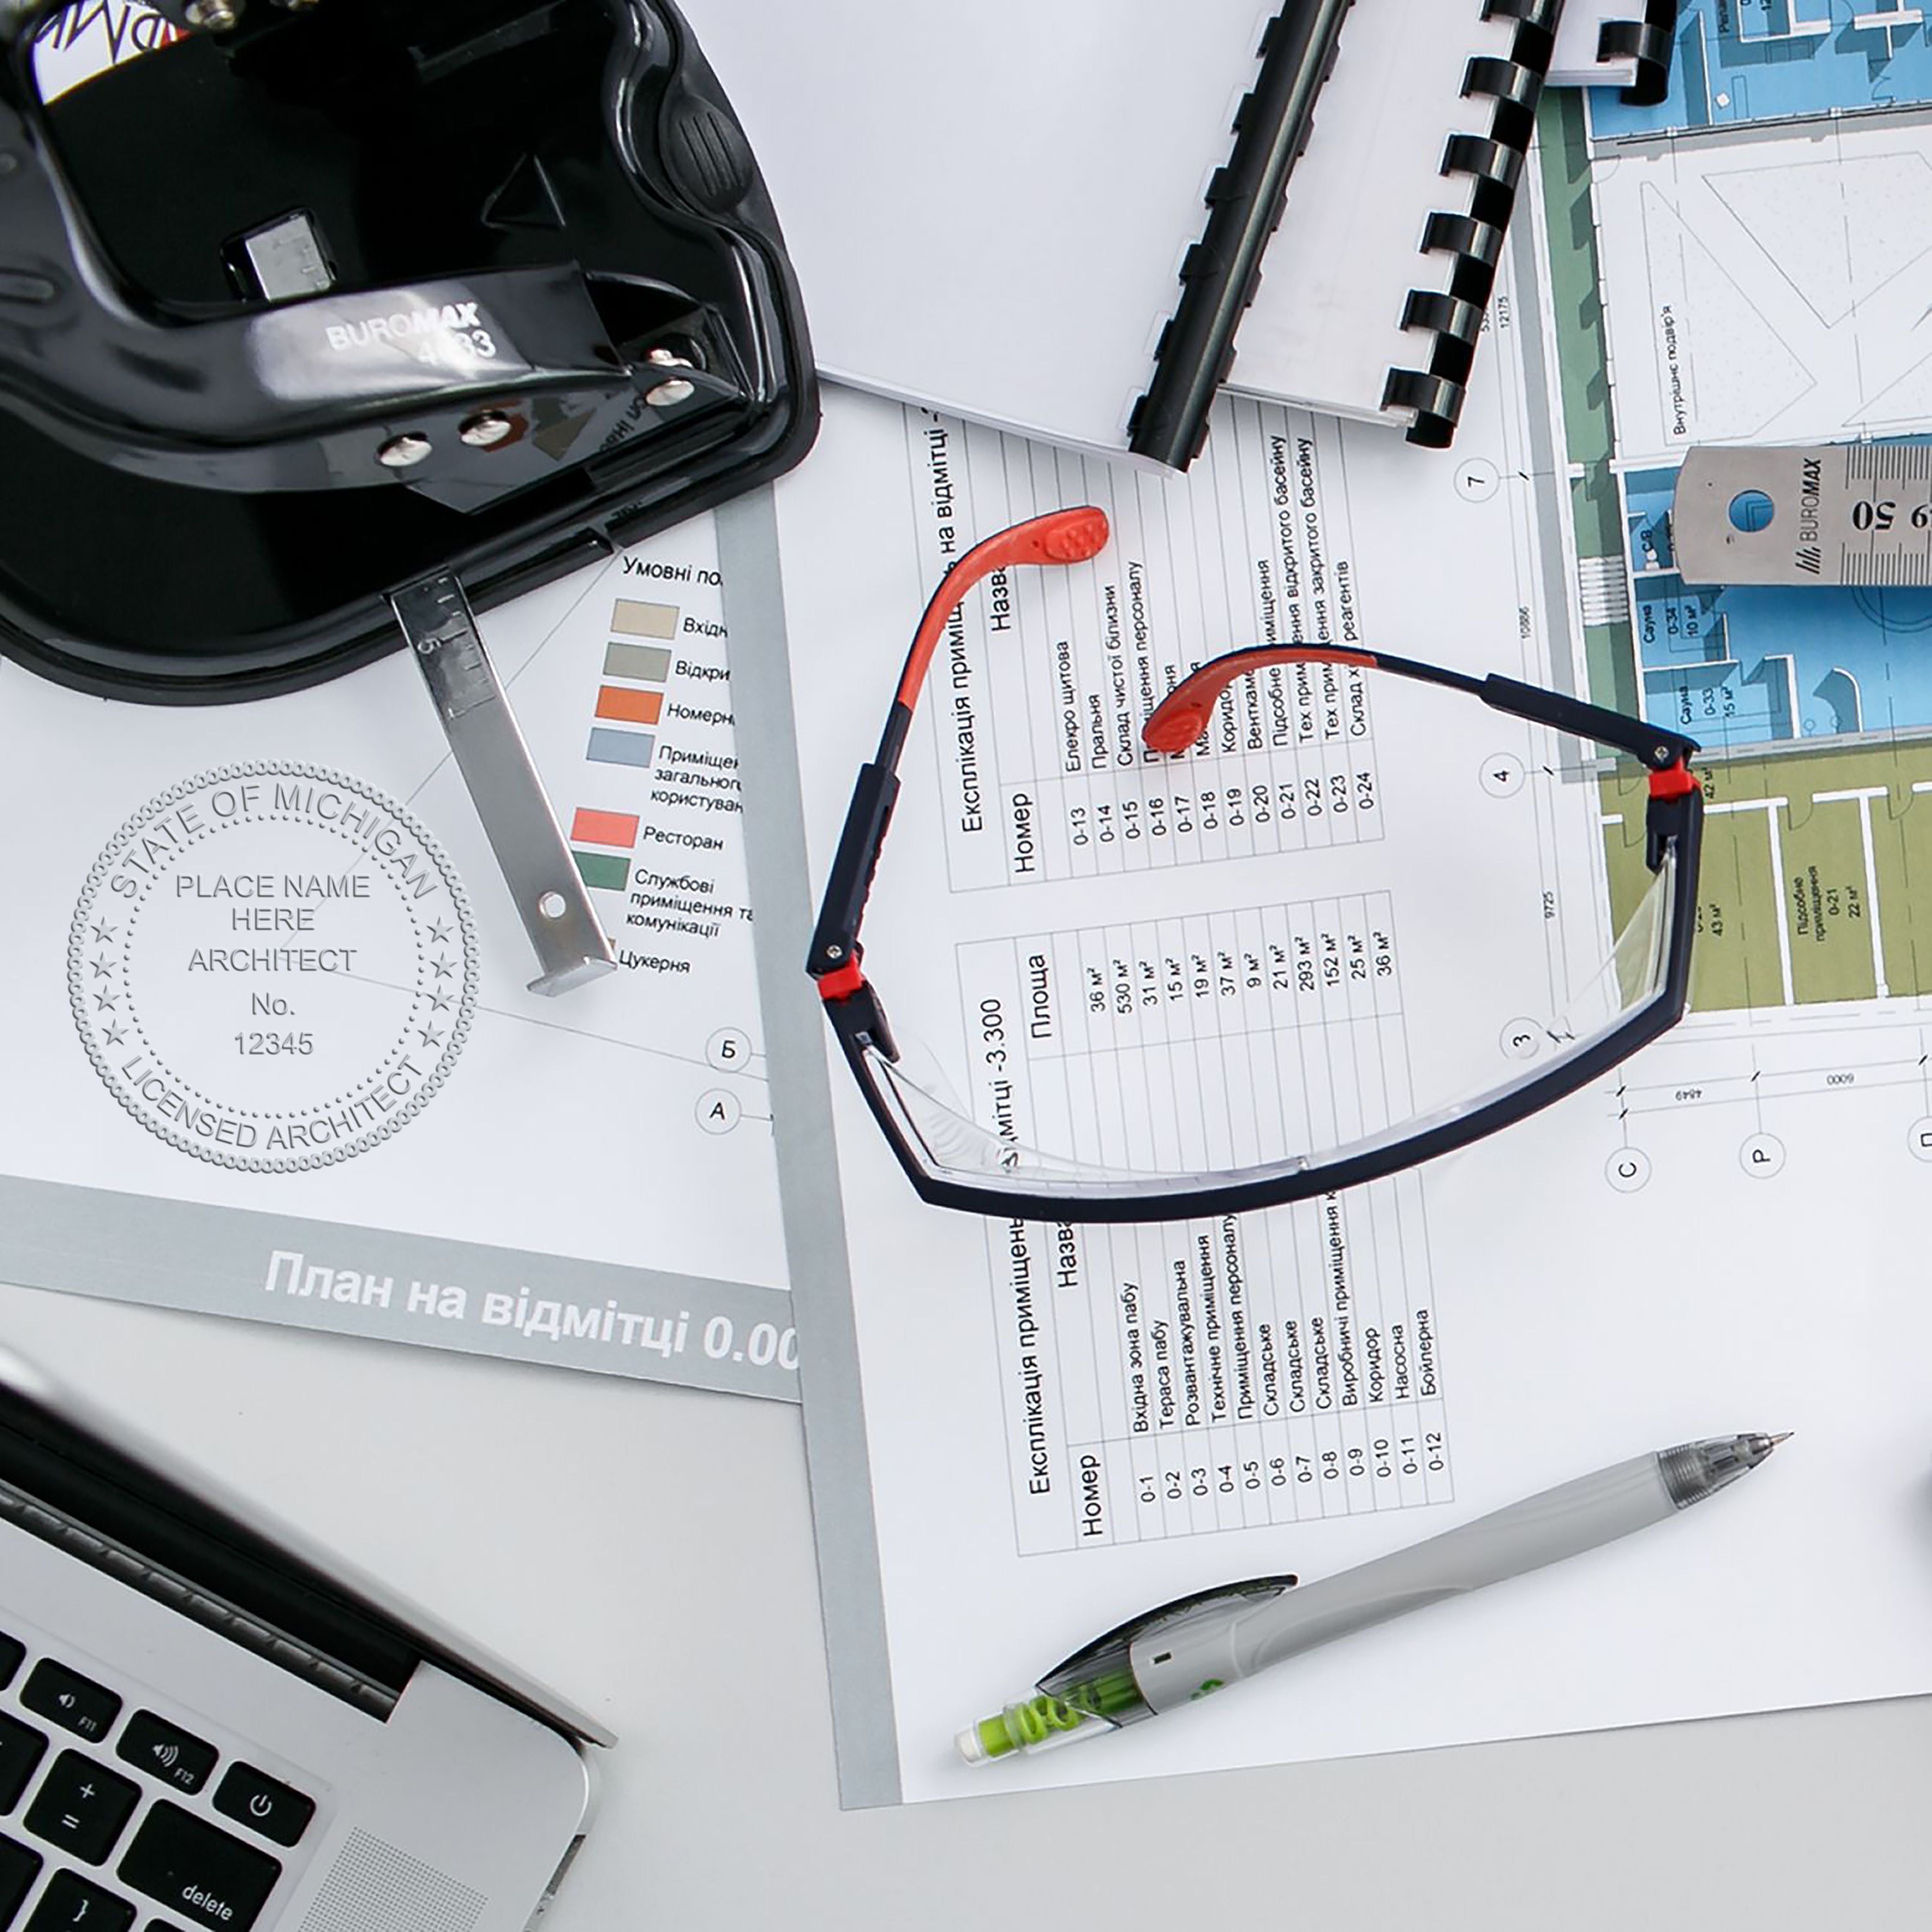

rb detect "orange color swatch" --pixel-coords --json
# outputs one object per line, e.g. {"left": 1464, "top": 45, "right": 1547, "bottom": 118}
{"left": 594, "top": 685, "right": 663, "bottom": 725}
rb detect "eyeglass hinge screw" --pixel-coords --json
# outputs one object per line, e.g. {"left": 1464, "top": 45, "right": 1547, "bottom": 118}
{"left": 643, "top": 346, "right": 697, "bottom": 407}
{"left": 377, "top": 434, "right": 434, "bottom": 469}
{"left": 459, "top": 411, "right": 515, "bottom": 448}
{"left": 825, "top": 945, "right": 844, "bottom": 960}
{"left": 185, "top": 0, "right": 242, "bottom": 27}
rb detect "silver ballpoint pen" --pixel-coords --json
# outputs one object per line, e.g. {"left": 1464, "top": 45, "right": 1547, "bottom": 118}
{"left": 959, "top": 1432, "right": 1789, "bottom": 1764}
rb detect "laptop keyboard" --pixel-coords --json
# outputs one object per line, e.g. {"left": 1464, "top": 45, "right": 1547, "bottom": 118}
{"left": 0, "top": 1630, "right": 314, "bottom": 1932}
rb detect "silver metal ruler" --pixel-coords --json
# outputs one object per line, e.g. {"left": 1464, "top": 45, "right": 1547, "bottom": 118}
{"left": 1672, "top": 442, "right": 1932, "bottom": 586}
{"left": 391, "top": 572, "right": 616, "bottom": 997}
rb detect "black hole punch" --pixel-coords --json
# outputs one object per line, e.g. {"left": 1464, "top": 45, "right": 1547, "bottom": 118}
{"left": 0, "top": 0, "right": 816, "bottom": 701}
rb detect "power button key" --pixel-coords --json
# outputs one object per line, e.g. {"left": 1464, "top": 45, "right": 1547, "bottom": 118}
{"left": 210, "top": 1766, "right": 313, "bottom": 1849}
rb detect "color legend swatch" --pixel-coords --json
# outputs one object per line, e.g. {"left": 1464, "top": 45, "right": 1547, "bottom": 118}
{"left": 586, "top": 728, "right": 656, "bottom": 769}
{"left": 606, "top": 642, "right": 672, "bottom": 682}
{"left": 570, "top": 805, "right": 639, "bottom": 893}
{"left": 587, "top": 599, "right": 675, "bottom": 771}
{"left": 595, "top": 686, "right": 663, "bottom": 725}
{"left": 611, "top": 599, "right": 676, "bottom": 639}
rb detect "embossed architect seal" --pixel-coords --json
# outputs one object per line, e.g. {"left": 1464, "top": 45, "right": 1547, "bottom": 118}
{"left": 69, "top": 764, "right": 478, "bottom": 1172}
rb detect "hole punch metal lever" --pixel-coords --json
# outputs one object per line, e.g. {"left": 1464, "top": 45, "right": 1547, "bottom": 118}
{"left": 390, "top": 574, "right": 617, "bottom": 997}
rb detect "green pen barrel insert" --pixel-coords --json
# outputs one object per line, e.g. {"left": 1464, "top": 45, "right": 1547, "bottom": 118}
{"left": 963, "top": 1668, "right": 1149, "bottom": 1763}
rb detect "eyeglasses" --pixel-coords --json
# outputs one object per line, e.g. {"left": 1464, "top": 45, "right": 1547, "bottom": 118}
{"left": 807, "top": 509, "right": 1702, "bottom": 1224}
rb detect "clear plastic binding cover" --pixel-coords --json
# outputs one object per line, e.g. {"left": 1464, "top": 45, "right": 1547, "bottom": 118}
{"left": 1381, "top": 0, "right": 1560, "bottom": 449}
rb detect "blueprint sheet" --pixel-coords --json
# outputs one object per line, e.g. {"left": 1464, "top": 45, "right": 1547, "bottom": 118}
{"left": 731, "top": 205, "right": 1932, "bottom": 1798}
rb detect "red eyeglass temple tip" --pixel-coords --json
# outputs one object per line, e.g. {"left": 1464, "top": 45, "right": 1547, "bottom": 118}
{"left": 1041, "top": 506, "right": 1109, "bottom": 561}
{"left": 1143, "top": 647, "right": 1382, "bottom": 756}
{"left": 1142, "top": 703, "right": 1209, "bottom": 754}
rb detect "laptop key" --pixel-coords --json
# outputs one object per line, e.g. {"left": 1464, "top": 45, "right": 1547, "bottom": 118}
{"left": 0, "top": 1637, "right": 21, "bottom": 1691}
{"left": 24, "top": 1754, "right": 141, "bottom": 1866}
{"left": 116, "top": 1804, "right": 281, "bottom": 1932}
{"left": 0, "top": 1719, "right": 47, "bottom": 1816}
{"left": 210, "top": 1767, "right": 312, "bottom": 1849}
{"left": 24, "top": 1871, "right": 137, "bottom": 1932}
{"left": 19, "top": 1665, "right": 120, "bottom": 1747}
{"left": 115, "top": 1717, "right": 216, "bottom": 1799}
{"left": 0, "top": 1834, "right": 42, "bottom": 1927}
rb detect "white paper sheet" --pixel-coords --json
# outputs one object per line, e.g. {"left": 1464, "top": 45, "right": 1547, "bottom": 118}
{"left": 677, "top": 0, "right": 1276, "bottom": 457}
{"left": 0, "top": 519, "right": 798, "bottom": 1399}
{"left": 1230, "top": 0, "right": 1522, "bottom": 425}
{"left": 755, "top": 342, "right": 1932, "bottom": 1803}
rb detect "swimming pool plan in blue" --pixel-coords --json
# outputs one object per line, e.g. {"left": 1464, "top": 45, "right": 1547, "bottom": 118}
{"left": 1591, "top": 0, "right": 1932, "bottom": 140}
{"left": 1623, "top": 461, "right": 1932, "bottom": 749}
{"left": 1571, "top": 4, "right": 1932, "bottom": 748}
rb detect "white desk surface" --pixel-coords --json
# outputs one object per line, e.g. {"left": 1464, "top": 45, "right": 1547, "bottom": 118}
{"left": 5, "top": 1278, "right": 1927, "bottom": 1930}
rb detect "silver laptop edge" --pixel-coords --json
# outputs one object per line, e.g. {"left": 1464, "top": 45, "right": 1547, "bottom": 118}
{"left": 0, "top": 1343, "right": 607, "bottom": 1932}
{"left": 0, "top": 1346, "right": 613, "bottom": 1750}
